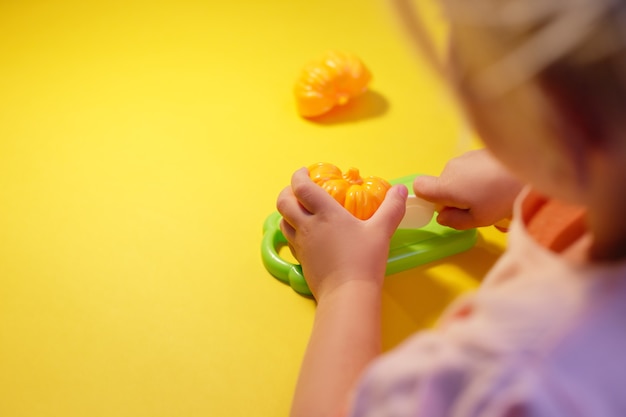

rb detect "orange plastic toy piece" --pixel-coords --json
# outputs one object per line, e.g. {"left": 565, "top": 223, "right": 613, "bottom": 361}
{"left": 294, "top": 51, "right": 372, "bottom": 118}
{"left": 308, "top": 162, "right": 391, "bottom": 220}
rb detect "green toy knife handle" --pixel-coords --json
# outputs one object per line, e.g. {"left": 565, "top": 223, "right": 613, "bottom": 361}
{"left": 261, "top": 211, "right": 312, "bottom": 296}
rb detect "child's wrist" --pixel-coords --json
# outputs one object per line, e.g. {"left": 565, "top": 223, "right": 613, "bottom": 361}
{"left": 315, "top": 276, "right": 383, "bottom": 305}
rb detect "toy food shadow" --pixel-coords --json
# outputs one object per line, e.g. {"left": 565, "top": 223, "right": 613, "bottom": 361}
{"left": 309, "top": 90, "right": 389, "bottom": 125}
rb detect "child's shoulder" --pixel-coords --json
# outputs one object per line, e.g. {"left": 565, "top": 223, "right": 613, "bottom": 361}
{"left": 352, "top": 263, "right": 626, "bottom": 416}
{"left": 455, "top": 187, "right": 626, "bottom": 355}
{"left": 350, "top": 210, "right": 626, "bottom": 416}
{"left": 453, "top": 210, "right": 626, "bottom": 357}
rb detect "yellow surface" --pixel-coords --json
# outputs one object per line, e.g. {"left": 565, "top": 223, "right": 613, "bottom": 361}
{"left": 0, "top": 1, "right": 506, "bottom": 416}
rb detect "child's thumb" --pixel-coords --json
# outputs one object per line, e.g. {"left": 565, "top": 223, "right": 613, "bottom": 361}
{"left": 413, "top": 175, "right": 447, "bottom": 204}
{"left": 373, "top": 185, "right": 407, "bottom": 233}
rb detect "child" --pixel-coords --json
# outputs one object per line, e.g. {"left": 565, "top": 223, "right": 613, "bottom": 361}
{"left": 276, "top": 0, "right": 626, "bottom": 415}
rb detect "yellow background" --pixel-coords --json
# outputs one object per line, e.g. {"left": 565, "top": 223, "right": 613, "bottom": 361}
{"left": 0, "top": 1, "right": 506, "bottom": 416}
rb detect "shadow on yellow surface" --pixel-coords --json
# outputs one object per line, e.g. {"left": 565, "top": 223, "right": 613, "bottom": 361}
{"left": 381, "top": 231, "right": 505, "bottom": 349}
{"left": 304, "top": 90, "right": 390, "bottom": 125}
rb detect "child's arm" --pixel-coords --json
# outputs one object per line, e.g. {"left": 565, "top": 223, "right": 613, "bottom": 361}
{"left": 277, "top": 168, "right": 407, "bottom": 417}
{"left": 289, "top": 276, "right": 382, "bottom": 417}
{"left": 413, "top": 149, "right": 523, "bottom": 230}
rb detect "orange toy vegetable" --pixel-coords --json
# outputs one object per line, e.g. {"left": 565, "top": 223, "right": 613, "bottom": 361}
{"left": 308, "top": 162, "right": 391, "bottom": 220}
{"left": 294, "top": 51, "right": 372, "bottom": 118}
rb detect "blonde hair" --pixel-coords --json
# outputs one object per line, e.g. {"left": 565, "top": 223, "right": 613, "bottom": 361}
{"left": 391, "top": 0, "right": 626, "bottom": 143}
{"left": 441, "top": 0, "right": 626, "bottom": 97}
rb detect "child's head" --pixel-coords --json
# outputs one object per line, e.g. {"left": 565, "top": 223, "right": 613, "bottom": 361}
{"left": 391, "top": 0, "right": 626, "bottom": 206}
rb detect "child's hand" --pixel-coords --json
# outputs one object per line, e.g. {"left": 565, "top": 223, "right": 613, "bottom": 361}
{"left": 413, "top": 149, "right": 523, "bottom": 230}
{"left": 277, "top": 167, "right": 407, "bottom": 300}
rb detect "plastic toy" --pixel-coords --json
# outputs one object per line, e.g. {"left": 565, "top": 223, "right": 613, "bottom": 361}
{"left": 261, "top": 174, "right": 477, "bottom": 296}
{"left": 294, "top": 51, "right": 371, "bottom": 118}
{"left": 398, "top": 194, "right": 436, "bottom": 229}
{"left": 309, "top": 162, "right": 390, "bottom": 220}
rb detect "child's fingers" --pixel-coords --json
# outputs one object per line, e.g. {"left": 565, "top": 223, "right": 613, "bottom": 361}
{"left": 371, "top": 185, "right": 408, "bottom": 233}
{"left": 412, "top": 175, "right": 443, "bottom": 201}
{"left": 436, "top": 206, "right": 476, "bottom": 230}
{"left": 413, "top": 175, "right": 469, "bottom": 209}
{"left": 290, "top": 167, "right": 336, "bottom": 215}
{"left": 279, "top": 217, "right": 296, "bottom": 243}
{"left": 278, "top": 219, "right": 300, "bottom": 262}
{"left": 276, "top": 185, "right": 307, "bottom": 229}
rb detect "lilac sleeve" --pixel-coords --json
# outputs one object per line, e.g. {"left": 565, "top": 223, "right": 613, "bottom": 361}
{"left": 347, "top": 330, "right": 567, "bottom": 417}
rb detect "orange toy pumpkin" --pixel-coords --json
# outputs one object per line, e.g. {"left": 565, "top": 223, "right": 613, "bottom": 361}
{"left": 308, "top": 162, "right": 391, "bottom": 220}
{"left": 294, "top": 51, "right": 371, "bottom": 118}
